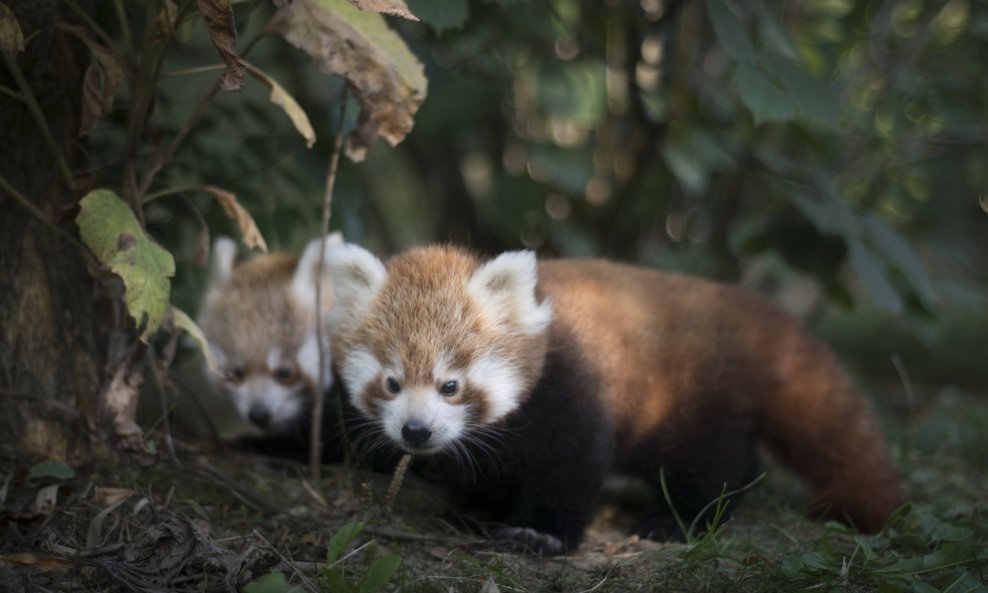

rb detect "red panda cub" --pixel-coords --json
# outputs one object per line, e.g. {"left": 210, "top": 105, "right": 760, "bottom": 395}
{"left": 326, "top": 244, "right": 904, "bottom": 555}
{"left": 197, "top": 235, "right": 341, "bottom": 441}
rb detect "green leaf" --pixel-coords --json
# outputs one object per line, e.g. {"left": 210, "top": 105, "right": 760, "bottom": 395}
{"left": 327, "top": 522, "right": 365, "bottom": 565}
{"left": 862, "top": 215, "right": 937, "bottom": 310}
{"left": 757, "top": 9, "right": 796, "bottom": 59}
{"left": 407, "top": 0, "right": 468, "bottom": 33}
{"left": 359, "top": 554, "right": 401, "bottom": 593}
{"left": 705, "top": 0, "right": 757, "bottom": 64}
{"left": 0, "top": 1, "right": 24, "bottom": 57}
{"left": 848, "top": 237, "right": 902, "bottom": 313}
{"left": 323, "top": 570, "right": 353, "bottom": 593}
{"left": 732, "top": 64, "right": 794, "bottom": 124}
{"left": 26, "top": 460, "right": 76, "bottom": 481}
{"left": 761, "top": 53, "right": 839, "bottom": 128}
{"left": 244, "top": 572, "right": 305, "bottom": 593}
{"left": 77, "top": 189, "right": 175, "bottom": 342}
{"left": 876, "top": 542, "right": 986, "bottom": 576}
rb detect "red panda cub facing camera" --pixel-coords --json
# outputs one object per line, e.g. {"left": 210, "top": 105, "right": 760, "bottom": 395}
{"left": 197, "top": 235, "right": 341, "bottom": 445}
{"left": 326, "top": 244, "right": 905, "bottom": 556}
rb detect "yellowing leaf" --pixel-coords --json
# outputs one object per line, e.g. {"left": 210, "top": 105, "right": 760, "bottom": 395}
{"left": 199, "top": 185, "right": 268, "bottom": 252}
{"left": 196, "top": 0, "right": 246, "bottom": 91}
{"left": 245, "top": 62, "right": 316, "bottom": 148}
{"left": 171, "top": 306, "right": 221, "bottom": 375}
{"left": 346, "top": 0, "right": 419, "bottom": 21}
{"left": 77, "top": 189, "right": 175, "bottom": 342}
{"left": 0, "top": 1, "right": 23, "bottom": 56}
{"left": 269, "top": 0, "right": 427, "bottom": 161}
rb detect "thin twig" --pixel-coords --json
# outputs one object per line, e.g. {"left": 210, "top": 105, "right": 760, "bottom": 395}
{"left": 0, "top": 174, "right": 86, "bottom": 250}
{"left": 0, "top": 83, "right": 22, "bottom": 100}
{"left": 252, "top": 529, "right": 318, "bottom": 593}
{"left": 310, "top": 87, "right": 348, "bottom": 480}
{"left": 1, "top": 52, "right": 75, "bottom": 189}
{"left": 61, "top": 0, "right": 119, "bottom": 51}
{"left": 112, "top": 0, "right": 134, "bottom": 58}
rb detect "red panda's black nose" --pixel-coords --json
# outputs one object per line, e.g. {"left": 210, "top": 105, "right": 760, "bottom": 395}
{"left": 401, "top": 420, "right": 432, "bottom": 446}
{"left": 248, "top": 406, "right": 271, "bottom": 428}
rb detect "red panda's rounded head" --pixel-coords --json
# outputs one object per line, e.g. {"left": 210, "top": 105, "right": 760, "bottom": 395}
{"left": 327, "top": 244, "right": 552, "bottom": 455}
{"left": 198, "top": 236, "right": 339, "bottom": 433}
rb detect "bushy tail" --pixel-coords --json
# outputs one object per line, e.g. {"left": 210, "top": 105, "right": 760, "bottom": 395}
{"left": 762, "top": 333, "right": 904, "bottom": 532}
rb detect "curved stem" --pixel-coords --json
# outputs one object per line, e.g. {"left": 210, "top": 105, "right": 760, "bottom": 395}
{"left": 1, "top": 51, "right": 75, "bottom": 190}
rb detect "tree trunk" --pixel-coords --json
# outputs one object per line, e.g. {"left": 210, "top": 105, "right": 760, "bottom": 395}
{"left": 0, "top": 0, "right": 104, "bottom": 466}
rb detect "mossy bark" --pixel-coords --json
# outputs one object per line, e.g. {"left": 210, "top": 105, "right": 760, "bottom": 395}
{"left": 0, "top": 0, "right": 104, "bottom": 466}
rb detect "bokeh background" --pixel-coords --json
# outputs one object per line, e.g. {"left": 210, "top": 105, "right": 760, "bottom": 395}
{"left": 86, "top": 0, "right": 988, "bottom": 395}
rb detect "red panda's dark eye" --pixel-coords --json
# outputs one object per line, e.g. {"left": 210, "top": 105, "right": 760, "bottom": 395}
{"left": 227, "top": 367, "right": 245, "bottom": 383}
{"left": 386, "top": 377, "right": 401, "bottom": 394}
{"left": 273, "top": 366, "right": 295, "bottom": 384}
{"left": 439, "top": 380, "right": 458, "bottom": 396}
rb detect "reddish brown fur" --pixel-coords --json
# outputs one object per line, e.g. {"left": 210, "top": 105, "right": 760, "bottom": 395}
{"left": 538, "top": 259, "right": 903, "bottom": 531}
{"left": 199, "top": 252, "right": 316, "bottom": 390}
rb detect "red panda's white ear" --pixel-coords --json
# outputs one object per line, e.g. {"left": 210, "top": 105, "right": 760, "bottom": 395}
{"left": 290, "top": 235, "right": 341, "bottom": 312}
{"left": 326, "top": 243, "right": 387, "bottom": 326}
{"left": 207, "top": 237, "right": 238, "bottom": 290}
{"left": 468, "top": 251, "right": 552, "bottom": 335}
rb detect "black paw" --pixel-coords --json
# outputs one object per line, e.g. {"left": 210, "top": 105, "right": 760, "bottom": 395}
{"left": 489, "top": 525, "right": 564, "bottom": 556}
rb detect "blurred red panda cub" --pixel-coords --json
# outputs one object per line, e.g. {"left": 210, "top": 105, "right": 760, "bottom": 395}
{"left": 325, "top": 244, "right": 904, "bottom": 556}
{"left": 198, "top": 234, "right": 340, "bottom": 438}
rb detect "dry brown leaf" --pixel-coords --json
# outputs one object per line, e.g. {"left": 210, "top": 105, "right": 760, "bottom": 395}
{"left": 245, "top": 62, "right": 316, "bottom": 148}
{"left": 346, "top": 0, "right": 418, "bottom": 21}
{"left": 105, "top": 358, "right": 144, "bottom": 440}
{"left": 58, "top": 25, "right": 124, "bottom": 135}
{"left": 269, "top": 0, "right": 427, "bottom": 162}
{"left": 94, "top": 487, "right": 135, "bottom": 507}
{"left": 0, "top": 553, "right": 76, "bottom": 572}
{"left": 196, "top": 0, "right": 246, "bottom": 91}
{"left": 200, "top": 185, "right": 268, "bottom": 252}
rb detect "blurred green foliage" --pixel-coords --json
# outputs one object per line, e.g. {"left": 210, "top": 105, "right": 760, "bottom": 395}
{"left": 82, "top": 0, "right": 987, "bottom": 384}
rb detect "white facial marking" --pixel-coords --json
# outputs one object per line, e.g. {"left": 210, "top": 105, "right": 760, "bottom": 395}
{"left": 297, "top": 332, "right": 333, "bottom": 391}
{"left": 227, "top": 378, "right": 305, "bottom": 431}
{"left": 266, "top": 347, "right": 283, "bottom": 372}
{"left": 341, "top": 348, "right": 383, "bottom": 415}
{"left": 379, "top": 385, "right": 468, "bottom": 454}
{"left": 467, "top": 251, "right": 553, "bottom": 335}
{"left": 467, "top": 354, "right": 523, "bottom": 422}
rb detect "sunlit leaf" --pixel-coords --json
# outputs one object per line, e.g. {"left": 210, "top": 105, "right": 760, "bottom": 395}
{"left": 732, "top": 64, "right": 794, "bottom": 123}
{"left": 0, "top": 1, "right": 24, "bottom": 56}
{"left": 347, "top": 0, "right": 418, "bottom": 21}
{"left": 407, "top": 0, "right": 468, "bottom": 33}
{"left": 269, "top": 0, "right": 427, "bottom": 161}
{"left": 26, "top": 460, "right": 76, "bottom": 481}
{"left": 245, "top": 63, "right": 316, "bottom": 148}
{"left": 705, "top": 0, "right": 757, "bottom": 64}
{"left": 171, "top": 306, "right": 221, "bottom": 374}
{"left": 77, "top": 189, "right": 175, "bottom": 341}
{"left": 196, "top": 0, "right": 246, "bottom": 91}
